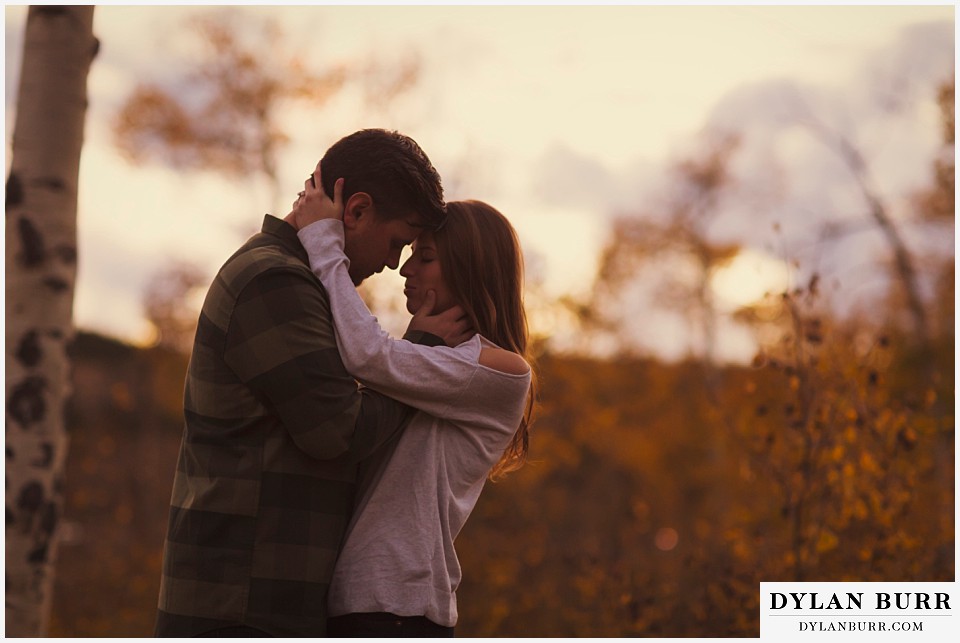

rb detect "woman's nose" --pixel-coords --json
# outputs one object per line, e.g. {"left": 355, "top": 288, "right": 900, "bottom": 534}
{"left": 399, "top": 256, "right": 413, "bottom": 277}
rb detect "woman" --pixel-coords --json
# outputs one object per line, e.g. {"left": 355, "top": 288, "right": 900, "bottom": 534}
{"left": 294, "top": 173, "right": 537, "bottom": 637}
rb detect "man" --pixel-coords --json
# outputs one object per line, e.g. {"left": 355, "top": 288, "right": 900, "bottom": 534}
{"left": 155, "top": 129, "right": 468, "bottom": 637}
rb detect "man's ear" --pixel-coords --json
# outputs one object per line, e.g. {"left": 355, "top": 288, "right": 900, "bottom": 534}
{"left": 342, "top": 192, "right": 374, "bottom": 230}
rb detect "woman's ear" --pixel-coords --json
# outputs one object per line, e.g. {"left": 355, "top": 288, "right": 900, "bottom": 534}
{"left": 342, "top": 192, "right": 373, "bottom": 230}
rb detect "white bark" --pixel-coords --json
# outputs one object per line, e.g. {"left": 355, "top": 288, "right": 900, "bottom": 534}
{"left": 5, "top": 6, "right": 97, "bottom": 636}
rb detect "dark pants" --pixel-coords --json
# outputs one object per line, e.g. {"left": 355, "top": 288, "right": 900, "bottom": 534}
{"left": 327, "top": 612, "right": 454, "bottom": 638}
{"left": 195, "top": 625, "right": 271, "bottom": 637}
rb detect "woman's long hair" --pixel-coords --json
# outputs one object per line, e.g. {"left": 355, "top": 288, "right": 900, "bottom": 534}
{"left": 434, "top": 200, "right": 537, "bottom": 480}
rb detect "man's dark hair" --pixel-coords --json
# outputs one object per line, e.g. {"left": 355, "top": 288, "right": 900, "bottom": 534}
{"left": 320, "top": 129, "right": 446, "bottom": 230}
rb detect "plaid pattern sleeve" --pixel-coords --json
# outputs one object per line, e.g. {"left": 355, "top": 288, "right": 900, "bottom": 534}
{"left": 155, "top": 217, "right": 411, "bottom": 637}
{"left": 224, "top": 265, "right": 413, "bottom": 462}
{"left": 225, "top": 266, "right": 375, "bottom": 458}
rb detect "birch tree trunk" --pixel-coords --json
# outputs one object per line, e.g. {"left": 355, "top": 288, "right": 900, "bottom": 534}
{"left": 5, "top": 6, "right": 98, "bottom": 636}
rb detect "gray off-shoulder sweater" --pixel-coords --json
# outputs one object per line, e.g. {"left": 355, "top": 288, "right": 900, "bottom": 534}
{"left": 298, "top": 220, "right": 531, "bottom": 628}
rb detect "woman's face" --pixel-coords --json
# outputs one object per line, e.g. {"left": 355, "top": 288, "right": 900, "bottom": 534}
{"left": 399, "top": 231, "right": 456, "bottom": 315}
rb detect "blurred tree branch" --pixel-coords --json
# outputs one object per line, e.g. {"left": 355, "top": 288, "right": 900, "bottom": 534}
{"left": 113, "top": 9, "right": 421, "bottom": 213}
{"left": 142, "top": 262, "right": 208, "bottom": 354}
{"left": 912, "top": 78, "right": 954, "bottom": 225}
{"left": 589, "top": 133, "right": 742, "bottom": 365}
{"left": 795, "top": 77, "right": 956, "bottom": 351}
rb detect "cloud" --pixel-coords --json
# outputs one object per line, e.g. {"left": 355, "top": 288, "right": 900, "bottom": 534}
{"left": 700, "top": 18, "right": 952, "bottom": 240}
{"left": 707, "top": 20, "right": 953, "bottom": 133}
{"left": 852, "top": 20, "right": 955, "bottom": 115}
{"left": 530, "top": 142, "right": 661, "bottom": 217}
{"left": 708, "top": 78, "right": 815, "bottom": 135}
{"left": 531, "top": 144, "right": 619, "bottom": 207}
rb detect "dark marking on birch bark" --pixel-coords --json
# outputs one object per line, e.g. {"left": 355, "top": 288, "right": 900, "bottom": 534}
{"left": 6, "top": 506, "right": 15, "bottom": 527}
{"left": 8, "top": 376, "right": 47, "bottom": 428}
{"left": 15, "top": 331, "right": 42, "bottom": 368}
{"left": 40, "top": 502, "right": 58, "bottom": 537}
{"left": 16, "top": 482, "right": 44, "bottom": 515}
{"left": 43, "top": 277, "right": 70, "bottom": 293}
{"left": 28, "top": 543, "right": 49, "bottom": 563}
{"left": 33, "top": 176, "right": 66, "bottom": 191}
{"left": 34, "top": 6, "right": 69, "bottom": 17}
{"left": 56, "top": 244, "right": 78, "bottom": 264}
{"left": 6, "top": 445, "right": 14, "bottom": 462}
{"left": 31, "top": 443, "right": 54, "bottom": 468}
{"left": 17, "top": 217, "right": 46, "bottom": 267}
{"left": 6, "top": 172, "right": 23, "bottom": 209}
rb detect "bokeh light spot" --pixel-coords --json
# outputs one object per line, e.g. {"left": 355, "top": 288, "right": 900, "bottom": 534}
{"left": 655, "top": 527, "right": 679, "bottom": 552}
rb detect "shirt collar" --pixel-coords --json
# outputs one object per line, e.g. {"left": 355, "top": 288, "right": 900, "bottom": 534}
{"left": 261, "top": 214, "right": 309, "bottom": 263}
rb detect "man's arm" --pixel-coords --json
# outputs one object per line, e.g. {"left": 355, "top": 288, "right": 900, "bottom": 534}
{"left": 223, "top": 266, "right": 409, "bottom": 462}
{"left": 401, "top": 329, "right": 446, "bottom": 347}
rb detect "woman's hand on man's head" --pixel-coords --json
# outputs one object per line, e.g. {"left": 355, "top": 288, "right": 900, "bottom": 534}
{"left": 292, "top": 160, "right": 344, "bottom": 230}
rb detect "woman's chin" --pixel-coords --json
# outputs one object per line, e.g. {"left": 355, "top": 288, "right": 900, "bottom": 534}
{"left": 405, "top": 298, "right": 418, "bottom": 316}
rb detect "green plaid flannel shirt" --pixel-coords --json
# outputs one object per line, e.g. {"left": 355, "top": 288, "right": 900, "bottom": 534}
{"left": 155, "top": 215, "right": 414, "bottom": 637}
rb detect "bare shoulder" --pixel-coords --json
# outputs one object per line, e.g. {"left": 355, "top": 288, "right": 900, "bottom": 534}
{"left": 479, "top": 347, "right": 530, "bottom": 376}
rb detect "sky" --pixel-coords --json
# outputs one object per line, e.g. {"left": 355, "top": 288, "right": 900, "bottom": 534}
{"left": 4, "top": 3, "right": 955, "bottom": 363}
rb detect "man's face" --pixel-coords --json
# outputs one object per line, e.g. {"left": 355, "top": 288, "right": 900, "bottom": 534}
{"left": 342, "top": 207, "right": 424, "bottom": 285}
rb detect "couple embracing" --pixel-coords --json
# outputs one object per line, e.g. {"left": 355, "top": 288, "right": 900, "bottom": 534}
{"left": 154, "top": 129, "right": 537, "bottom": 638}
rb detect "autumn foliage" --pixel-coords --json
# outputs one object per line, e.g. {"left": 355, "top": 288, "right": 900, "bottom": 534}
{"left": 49, "top": 282, "right": 952, "bottom": 637}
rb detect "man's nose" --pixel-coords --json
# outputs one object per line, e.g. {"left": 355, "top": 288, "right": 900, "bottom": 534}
{"left": 385, "top": 249, "right": 402, "bottom": 271}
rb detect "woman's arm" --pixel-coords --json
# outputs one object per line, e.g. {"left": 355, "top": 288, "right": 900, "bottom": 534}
{"left": 298, "top": 218, "right": 489, "bottom": 420}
